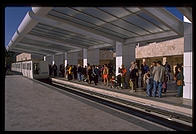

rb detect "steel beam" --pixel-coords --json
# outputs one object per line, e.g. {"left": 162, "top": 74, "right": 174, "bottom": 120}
{"left": 142, "top": 7, "right": 184, "bottom": 36}
{"left": 124, "top": 31, "right": 179, "bottom": 45}
{"left": 10, "top": 48, "right": 48, "bottom": 56}
{"left": 16, "top": 42, "right": 61, "bottom": 53}
{"left": 25, "top": 34, "right": 83, "bottom": 49}
{"left": 29, "top": 11, "right": 118, "bottom": 44}
{"left": 46, "top": 12, "right": 124, "bottom": 43}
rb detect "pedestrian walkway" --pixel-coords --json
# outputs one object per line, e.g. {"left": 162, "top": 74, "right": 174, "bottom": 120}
{"left": 5, "top": 75, "right": 172, "bottom": 131}
{"left": 52, "top": 77, "right": 192, "bottom": 117}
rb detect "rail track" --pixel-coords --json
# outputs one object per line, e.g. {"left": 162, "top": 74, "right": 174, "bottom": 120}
{"left": 37, "top": 78, "right": 192, "bottom": 131}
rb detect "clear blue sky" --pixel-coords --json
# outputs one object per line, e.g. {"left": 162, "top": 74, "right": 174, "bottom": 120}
{"left": 5, "top": 7, "right": 183, "bottom": 47}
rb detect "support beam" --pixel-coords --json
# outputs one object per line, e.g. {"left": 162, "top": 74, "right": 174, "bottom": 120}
{"left": 83, "top": 48, "right": 87, "bottom": 67}
{"left": 64, "top": 52, "right": 68, "bottom": 68}
{"left": 122, "top": 44, "right": 136, "bottom": 70}
{"left": 142, "top": 8, "right": 184, "bottom": 36}
{"left": 46, "top": 11, "right": 124, "bottom": 43}
{"left": 125, "top": 31, "right": 179, "bottom": 45}
{"left": 183, "top": 21, "right": 192, "bottom": 100}
{"left": 88, "top": 48, "right": 100, "bottom": 65}
{"left": 44, "top": 56, "right": 46, "bottom": 61}
{"left": 25, "top": 34, "right": 82, "bottom": 50}
{"left": 115, "top": 41, "right": 122, "bottom": 76}
{"left": 88, "top": 43, "right": 112, "bottom": 50}
{"left": 10, "top": 48, "right": 47, "bottom": 56}
{"left": 52, "top": 55, "right": 55, "bottom": 65}
{"left": 29, "top": 11, "right": 119, "bottom": 44}
{"left": 17, "top": 42, "right": 61, "bottom": 53}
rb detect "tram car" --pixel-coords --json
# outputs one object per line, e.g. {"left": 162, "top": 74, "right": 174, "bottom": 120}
{"left": 11, "top": 60, "right": 49, "bottom": 79}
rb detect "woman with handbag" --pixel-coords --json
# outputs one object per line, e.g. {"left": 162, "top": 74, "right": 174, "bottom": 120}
{"left": 176, "top": 67, "right": 184, "bottom": 97}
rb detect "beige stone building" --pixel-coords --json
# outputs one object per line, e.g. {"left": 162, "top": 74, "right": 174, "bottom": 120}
{"left": 136, "top": 37, "right": 184, "bottom": 75}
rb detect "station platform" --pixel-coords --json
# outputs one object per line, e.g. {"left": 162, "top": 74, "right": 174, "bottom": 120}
{"left": 6, "top": 75, "right": 175, "bottom": 131}
{"left": 51, "top": 77, "right": 192, "bottom": 119}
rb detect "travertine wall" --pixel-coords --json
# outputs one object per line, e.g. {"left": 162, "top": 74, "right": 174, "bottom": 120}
{"left": 16, "top": 53, "right": 31, "bottom": 62}
{"left": 136, "top": 37, "right": 184, "bottom": 58}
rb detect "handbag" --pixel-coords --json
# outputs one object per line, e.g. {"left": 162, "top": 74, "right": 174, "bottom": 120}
{"left": 177, "top": 80, "right": 183, "bottom": 86}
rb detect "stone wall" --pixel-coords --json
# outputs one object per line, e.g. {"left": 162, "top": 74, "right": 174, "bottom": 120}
{"left": 136, "top": 37, "right": 184, "bottom": 58}
{"left": 16, "top": 53, "right": 31, "bottom": 62}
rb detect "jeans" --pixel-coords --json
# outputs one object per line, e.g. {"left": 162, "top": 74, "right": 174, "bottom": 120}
{"left": 146, "top": 78, "right": 152, "bottom": 96}
{"left": 177, "top": 85, "right": 183, "bottom": 97}
{"left": 152, "top": 80, "right": 162, "bottom": 97}
{"left": 77, "top": 73, "right": 82, "bottom": 81}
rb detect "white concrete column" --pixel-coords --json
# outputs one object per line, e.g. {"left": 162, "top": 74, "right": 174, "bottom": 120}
{"left": 52, "top": 55, "right": 55, "bottom": 65}
{"left": 122, "top": 44, "right": 136, "bottom": 70}
{"left": 88, "top": 48, "right": 100, "bottom": 65}
{"left": 43, "top": 56, "right": 46, "bottom": 61}
{"left": 163, "top": 57, "right": 167, "bottom": 65}
{"left": 83, "top": 48, "right": 87, "bottom": 67}
{"left": 183, "top": 16, "right": 192, "bottom": 100}
{"left": 142, "top": 59, "right": 146, "bottom": 63}
{"left": 115, "top": 41, "right": 122, "bottom": 76}
{"left": 64, "top": 52, "right": 68, "bottom": 68}
{"left": 68, "top": 52, "right": 78, "bottom": 65}
{"left": 54, "top": 54, "right": 64, "bottom": 75}
{"left": 45, "top": 56, "right": 52, "bottom": 65}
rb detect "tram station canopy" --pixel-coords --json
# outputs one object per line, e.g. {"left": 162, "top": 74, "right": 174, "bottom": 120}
{"left": 7, "top": 7, "right": 191, "bottom": 56}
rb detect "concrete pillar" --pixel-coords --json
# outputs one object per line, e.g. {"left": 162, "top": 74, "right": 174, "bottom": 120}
{"left": 142, "top": 59, "right": 146, "bottom": 63}
{"left": 45, "top": 56, "right": 53, "bottom": 65}
{"left": 43, "top": 56, "right": 46, "bottom": 61}
{"left": 68, "top": 52, "right": 78, "bottom": 65}
{"left": 122, "top": 44, "right": 136, "bottom": 70}
{"left": 163, "top": 57, "right": 167, "bottom": 65}
{"left": 52, "top": 55, "right": 55, "bottom": 65}
{"left": 88, "top": 48, "right": 99, "bottom": 65}
{"left": 54, "top": 54, "right": 64, "bottom": 75}
{"left": 183, "top": 16, "right": 192, "bottom": 100}
{"left": 64, "top": 52, "right": 68, "bottom": 68}
{"left": 115, "top": 41, "right": 122, "bottom": 76}
{"left": 83, "top": 48, "right": 87, "bottom": 67}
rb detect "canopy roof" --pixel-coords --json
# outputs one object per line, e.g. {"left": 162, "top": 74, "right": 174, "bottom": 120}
{"left": 8, "top": 7, "right": 187, "bottom": 56}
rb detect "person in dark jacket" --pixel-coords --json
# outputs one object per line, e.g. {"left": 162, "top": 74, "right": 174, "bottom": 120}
{"left": 52, "top": 64, "right": 57, "bottom": 77}
{"left": 73, "top": 65, "right": 77, "bottom": 80}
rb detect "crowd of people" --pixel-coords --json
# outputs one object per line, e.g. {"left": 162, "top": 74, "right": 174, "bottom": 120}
{"left": 48, "top": 61, "right": 184, "bottom": 98}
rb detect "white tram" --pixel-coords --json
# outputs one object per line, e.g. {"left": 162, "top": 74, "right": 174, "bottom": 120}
{"left": 11, "top": 60, "right": 49, "bottom": 79}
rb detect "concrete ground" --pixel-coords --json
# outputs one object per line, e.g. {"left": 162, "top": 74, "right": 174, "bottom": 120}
{"left": 5, "top": 75, "right": 171, "bottom": 131}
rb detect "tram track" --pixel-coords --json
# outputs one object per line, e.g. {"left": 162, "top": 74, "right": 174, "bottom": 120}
{"left": 36, "top": 78, "right": 192, "bottom": 131}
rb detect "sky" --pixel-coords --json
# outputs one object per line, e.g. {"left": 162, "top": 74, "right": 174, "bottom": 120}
{"left": 4, "top": 7, "right": 183, "bottom": 47}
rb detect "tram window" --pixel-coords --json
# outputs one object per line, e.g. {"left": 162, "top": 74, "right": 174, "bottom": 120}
{"left": 23, "top": 63, "right": 27, "bottom": 69}
{"left": 33, "top": 63, "right": 40, "bottom": 74}
{"left": 27, "top": 63, "right": 30, "bottom": 70}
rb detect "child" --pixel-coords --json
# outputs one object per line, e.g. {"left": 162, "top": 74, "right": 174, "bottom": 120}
{"left": 110, "top": 75, "right": 116, "bottom": 88}
{"left": 129, "top": 79, "right": 135, "bottom": 92}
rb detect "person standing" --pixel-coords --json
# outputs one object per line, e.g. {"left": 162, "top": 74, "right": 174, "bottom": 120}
{"left": 77, "top": 64, "right": 82, "bottom": 81}
{"left": 68, "top": 65, "right": 72, "bottom": 80}
{"left": 103, "top": 64, "right": 109, "bottom": 86}
{"left": 152, "top": 61, "right": 165, "bottom": 98}
{"left": 176, "top": 67, "right": 184, "bottom": 97}
{"left": 120, "top": 64, "right": 127, "bottom": 89}
{"left": 53, "top": 64, "right": 57, "bottom": 77}
{"left": 144, "top": 71, "right": 153, "bottom": 97}
{"left": 129, "top": 62, "right": 136, "bottom": 91}
{"left": 92, "top": 65, "right": 99, "bottom": 85}
{"left": 134, "top": 62, "right": 139, "bottom": 88}
{"left": 87, "top": 65, "right": 93, "bottom": 84}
